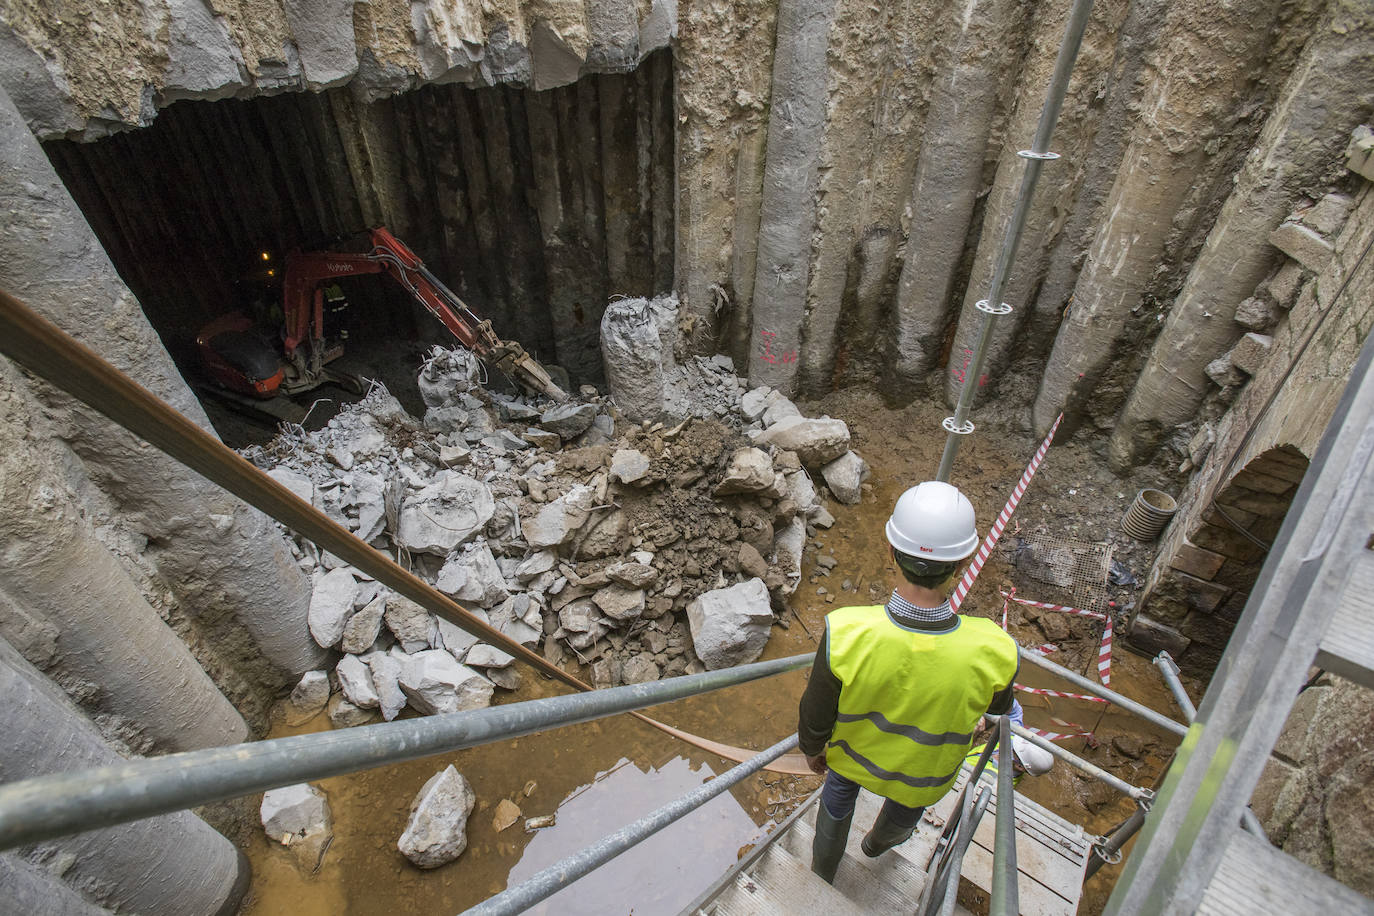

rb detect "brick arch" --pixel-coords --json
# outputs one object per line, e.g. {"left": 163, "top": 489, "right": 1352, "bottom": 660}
{"left": 1140, "top": 445, "right": 1310, "bottom": 674}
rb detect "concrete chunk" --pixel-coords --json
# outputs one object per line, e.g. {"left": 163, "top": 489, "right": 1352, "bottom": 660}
{"left": 399, "top": 650, "right": 495, "bottom": 715}
{"left": 1269, "top": 221, "right": 1334, "bottom": 272}
{"left": 609, "top": 448, "right": 651, "bottom": 485}
{"left": 396, "top": 473, "right": 495, "bottom": 555}
{"left": 398, "top": 766, "right": 476, "bottom": 868}
{"left": 1228, "top": 332, "right": 1273, "bottom": 376}
{"left": 336, "top": 654, "right": 380, "bottom": 709}
{"left": 713, "top": 447, "right": 777, "bottom": 495}
{"left": 308, "top": 568, "right": 359, "bottom": 649}
{"left": 340, "top": 594, "right": 386, "bottom": 654}
{"left": 821, "top": 450, "right": 869, "bottom": 505}
{"left": 686, "top": 578, "right": 773, "bottom": 670}
{"left": 755, "top": 416, "right": 850, "bottom": 468}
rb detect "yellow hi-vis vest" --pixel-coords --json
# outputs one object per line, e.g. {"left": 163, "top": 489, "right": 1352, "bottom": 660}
{"left": 824, "top": 605, "right": 1018, "bottom": 808}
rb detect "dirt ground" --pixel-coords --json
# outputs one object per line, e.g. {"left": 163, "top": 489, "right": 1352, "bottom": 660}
{"left": 241, "top": 387, "right": 1200, "bottom": 916}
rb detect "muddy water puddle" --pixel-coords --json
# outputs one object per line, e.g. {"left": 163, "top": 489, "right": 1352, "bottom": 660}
{"left": 244, "top": 392, "right": 1194, "bottom": 915}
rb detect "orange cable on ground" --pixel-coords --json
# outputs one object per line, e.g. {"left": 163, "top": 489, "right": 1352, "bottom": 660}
{"left": 0, "top": 287, "right": 811, "bottom": 776}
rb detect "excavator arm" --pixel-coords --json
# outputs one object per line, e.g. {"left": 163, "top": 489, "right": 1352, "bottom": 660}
{"left": 281, "top": 228, "right": 568, "bottom": 402}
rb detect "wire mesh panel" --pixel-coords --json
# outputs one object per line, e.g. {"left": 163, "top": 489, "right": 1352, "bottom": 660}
{"left": 1001, "top": 535, "right": 1113, "bottom": 613}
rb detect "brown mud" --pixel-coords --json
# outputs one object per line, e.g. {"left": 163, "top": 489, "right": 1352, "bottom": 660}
{"left": 243, "top": 390, "right": 1199, "bottom": 916}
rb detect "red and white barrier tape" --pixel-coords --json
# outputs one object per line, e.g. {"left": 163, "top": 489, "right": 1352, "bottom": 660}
{"left": 1000, "top": 590, "right": 1107, "bottom": 621}
{"left": 1015, "top": 683, "right": 1108, "bottom": 704}
{"left": 1029, "top": 717, "right": 1096, "bottom": 742}
{"left": 1028, "top": 643, "right": 1059, "bottom": 655}
{"left": 1098, "top": 615, "right": 1113, "bottom": 688}
{"left": 949, "top": 413, "right": 1063, "bottom": 612}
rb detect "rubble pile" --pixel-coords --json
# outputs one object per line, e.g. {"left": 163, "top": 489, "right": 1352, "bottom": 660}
{"left": 249, "top": 300, "right": 870, "bottom": 729}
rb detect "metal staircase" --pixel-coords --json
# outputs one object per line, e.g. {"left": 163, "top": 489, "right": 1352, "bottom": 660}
{"left": 687, "top": 748, "right": 1095, "bottom": 916}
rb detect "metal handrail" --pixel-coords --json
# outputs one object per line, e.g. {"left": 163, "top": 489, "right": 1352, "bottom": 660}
{"left": 916, "top": 732, "right": 1001, "bottom": 916}
{"left": 463, "top": 734, "right": 799, "bottom": 916}
{"left": 1152, "top": 652, "right": 1269, "bottom": 840}
{"left": 0, "top": 654, "right": 809, "bottom": 851}
{"left": 1020, "top": 645, "right": 1189, "bottom": 737}
{"left": 990, "top": 715, "right": 1019, "bottom": 916}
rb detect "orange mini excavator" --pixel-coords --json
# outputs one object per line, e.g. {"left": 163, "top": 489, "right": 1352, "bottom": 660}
{"left": 195, "top": 228, "right": 567, "bottom": 404}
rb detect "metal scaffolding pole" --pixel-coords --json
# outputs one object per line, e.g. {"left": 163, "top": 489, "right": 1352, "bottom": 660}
{"left": 936, "top": 0, "right": 1096, "bottom": 481}
{"left": 1020, "top": 645, "right": 1189, "bottom": 737}
{"left": 462, "top": 735, "right": 799, "bottom": 916}
{"left": 990, "top": 715, "right": 1020, "bottom": 916}
{"left": 0, "top": 654, "right": 809, "bottom": 851}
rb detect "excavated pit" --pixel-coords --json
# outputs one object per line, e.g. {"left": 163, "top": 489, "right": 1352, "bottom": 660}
{"left": 42, "top": 50, "right": 674, "bottom": 442}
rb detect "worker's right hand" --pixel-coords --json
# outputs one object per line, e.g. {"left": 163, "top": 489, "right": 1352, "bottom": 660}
{"left": 805, "top": 753, "right": 828, "bottom": 776}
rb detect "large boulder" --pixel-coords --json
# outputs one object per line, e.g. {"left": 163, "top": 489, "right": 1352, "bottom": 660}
{"left": 756, "top": 416, "right": 850, "bottom": 468}
{"left": 686, "top": 578, "right": 774, "bottom": 670}
{"left": 308, "top": 568, "right": 360, "bottom": 649}
{"left": 399, "top": 650, "right": 495, "bottom": 715}
{"left": 398, "top": 766, "right": 476, "bottom": 868}
{"left": 385, "top": 596, "right": 435, "bottom": 653}
{"left": 396, "top": 473, "right": 495, "bottom": 555}
{"left": 289, "top": 670, "right": 330, "bottom": 716}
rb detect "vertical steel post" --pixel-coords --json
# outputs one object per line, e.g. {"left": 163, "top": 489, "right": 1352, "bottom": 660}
{"left": 935, "top": 0, "right": 1097, "bottom": 482}
{"left": 989, "top": 715, "right": 1020, "bottom": 916}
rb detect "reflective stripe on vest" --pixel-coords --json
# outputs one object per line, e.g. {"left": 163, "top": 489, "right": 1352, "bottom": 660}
{"left": 824, "top": 605, "right": 1019, "bottom": 809}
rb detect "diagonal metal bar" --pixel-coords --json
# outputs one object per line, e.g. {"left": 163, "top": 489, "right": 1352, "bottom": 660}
{"left": 0, "top": 654, "right": 809, "bottom": 851}
{"left": 461, "top": 734, "right": 799, "bottom": 916}
{"left": 1020, "top": 645, "right": 1188, "bottom": 737}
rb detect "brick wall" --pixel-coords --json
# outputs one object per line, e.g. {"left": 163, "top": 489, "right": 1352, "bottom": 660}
{"left": 1138, "top": 447, "right": 1307, "bottom": 671}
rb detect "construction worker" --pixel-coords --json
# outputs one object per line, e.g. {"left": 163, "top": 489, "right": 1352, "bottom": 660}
{"left": 797, "top": 481, "right": 1020, "bottom": 883}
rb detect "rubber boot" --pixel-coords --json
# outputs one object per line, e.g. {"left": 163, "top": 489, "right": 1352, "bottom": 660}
{"left": 861, "top": 808, "right": 915, "bottom": 857}
{"left": 810, "top": 803, "right": 853, "bottom": 884}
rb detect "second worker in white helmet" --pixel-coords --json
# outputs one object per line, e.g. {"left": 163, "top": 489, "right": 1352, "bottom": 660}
{"left": 797, "top": 481, "right": 1021, "bottom": 883}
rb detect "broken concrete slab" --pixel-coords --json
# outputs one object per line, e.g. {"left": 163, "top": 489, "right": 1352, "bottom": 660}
{"left": 327, "top": 693, "right": 378, "bottom": 728}
{"left": 267, "top": 467, "right": 315, "bottom": 505}
{"left": 398, "top": 765, "right": 476, "bottom": 869}
{"left": 686, "top": 578, "right": 774, "bottom": 670}
{"left": 435, "top": 611, "right": 488, "bottom": 659}
{"left": 464, "top": 644, "right": 515, "bottom": 668}
{"left": 395, "top": 473, "right": 496, "bottom": 555}
{"left": 740, "top": 386, "right": 775, "bottom": 422}
{"left": 1233, "top": 296, "right": 1278, "bottom": 332}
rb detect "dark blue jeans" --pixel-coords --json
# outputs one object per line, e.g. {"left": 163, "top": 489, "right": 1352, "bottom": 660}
{"left": 820, "top": 770, "right": 925, "bottom": 829}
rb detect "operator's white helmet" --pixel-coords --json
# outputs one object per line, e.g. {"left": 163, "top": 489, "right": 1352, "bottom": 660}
{"left": 1011, "top": 736, "right": 1055, "bottom": 776}
{"left": 885, "top": 481, "right": 979, "bottom": 563}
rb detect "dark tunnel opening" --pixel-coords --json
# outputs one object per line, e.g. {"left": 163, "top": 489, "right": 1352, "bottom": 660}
{"left": 42, "top": 49, "right": 675, "bottom": 442}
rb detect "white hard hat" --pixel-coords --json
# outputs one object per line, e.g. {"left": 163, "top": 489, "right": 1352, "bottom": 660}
{"left": 1011, "top": 736, "right": 1054, "bottom": 776}
{"left": 885, "top": 481, "right": 979, "bottom": 562}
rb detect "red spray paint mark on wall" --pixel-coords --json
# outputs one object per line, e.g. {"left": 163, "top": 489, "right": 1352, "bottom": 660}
{"left": 759, "top": 330, "right": 798, "bottom": 365}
